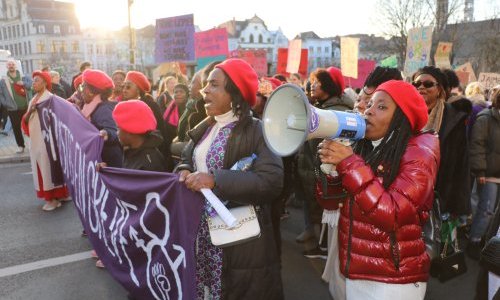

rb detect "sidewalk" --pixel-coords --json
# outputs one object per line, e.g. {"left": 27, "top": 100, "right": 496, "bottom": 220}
{"left": 0, "top": 130, "right": 30, "bottom": 164}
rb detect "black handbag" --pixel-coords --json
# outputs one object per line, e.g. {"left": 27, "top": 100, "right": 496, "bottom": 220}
{"left": 479, "top": 236, "right": 500, "bottom": 276}
{"left": 429, "top": 219, "right": 468, "bottom": 282}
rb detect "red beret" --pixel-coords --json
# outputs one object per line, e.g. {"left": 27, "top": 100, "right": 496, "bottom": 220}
{"left": 73, "top": 74, "right": 83, "bottom": 90}
{"left": 264, "top": 77, "right": 283, "bottom": 90}
{"left": 125, "top": 71, "right": 151, "bottom": 93}
{"left": 327, "top": 67, "right": 345, "bottom": 92}
{"left": 215, "top": 59, "right": 259, "bottom": 106}
{"left": 82, "top": 69, "right": 114, "bottom": 91}
{"left": 32, "top": 71, "right": 52, "bottom": 91}
{"left": 112, "top": 100, "right": 157, "bottom": 134}
{"left": 375, "top": 80, "right": 428, "bottom": 133}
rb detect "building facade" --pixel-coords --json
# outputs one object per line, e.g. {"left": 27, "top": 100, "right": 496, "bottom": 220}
{"left": 0, "top": 0, "right": 84, "bottom": 79}
{"left": 296, "top": 31, "right": 333, "bottom": 73}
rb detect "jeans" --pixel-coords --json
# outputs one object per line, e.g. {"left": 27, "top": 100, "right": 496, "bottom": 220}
{"left": 469, "top": 181, "right": 500, "bottom": 241}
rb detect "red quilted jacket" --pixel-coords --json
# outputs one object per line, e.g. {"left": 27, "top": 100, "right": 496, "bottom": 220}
{"left": 336, "top": 133, "right": 440, "bottom": 284}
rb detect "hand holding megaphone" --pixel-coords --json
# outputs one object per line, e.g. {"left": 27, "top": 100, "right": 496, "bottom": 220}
{"left": 262, "top": 84, "right": 366, "bottom": 162}
{"left": 317, "top": 139, "right": 355, "bottom": 166}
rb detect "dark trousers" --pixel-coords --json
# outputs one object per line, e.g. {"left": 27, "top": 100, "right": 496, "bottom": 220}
{"left": 0, "top": 105, "right": 8, "bottom": 129}
{"left": 8, "top": 109, "right": 26, "bottom": 148}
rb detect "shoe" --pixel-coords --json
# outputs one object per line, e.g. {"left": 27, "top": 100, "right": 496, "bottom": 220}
{"left": 81, "top": 230, "right": 87, "bottom": 237}
{"left": 303, "top": 247, "right": 327, "bottom": 259}
{"left": 59, "top": 196, "right": 72, "bottom": 202}
{"left": 16, "top": 147, "right": 25, "bottom": 154}
{"left": 42, "top": 200, "right": 61, "bottom": 211}
{"left": 90, "top": 250, "right": 99, "bottom": 259}
{"left": 95, "top": 259, "right": 105, "bottom": 268}
{"left": 296, "top": 228, "right": 315, "bottom": 243}
{"left": 280, "top": 210, "right": 290, "bottom": 220}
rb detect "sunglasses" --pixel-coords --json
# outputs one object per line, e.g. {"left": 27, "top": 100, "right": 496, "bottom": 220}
{"left": 412, "top": 80, "right": 439, "bottom": 89}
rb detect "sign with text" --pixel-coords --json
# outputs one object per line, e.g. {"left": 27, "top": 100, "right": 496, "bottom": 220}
{"left": 403, "top": 26, "right": 433, "bottom": 77}
{"left": 230, "top": 49, "right": 268, "bottom": 77}
{"left": 36, "top": 97, "right": 204, "bottom": 299}
{"left": 341, "top": 37, "right": 360, "bottom": 78}
{"left": 434, "top": 42, "right": 453, "bottom": 69}
{"left": 155, "top": 14, "right": 195, "bottom": 63}
{"left": 455, "top": 70, "right": 470, "bottom": 87}
{"left": 344, "top": 59, "right": 377, "bottom": 89}
{"left": 455, "top": 62, "right": 477, "bottom": 83}
{"left": 478, "top": 72, "right": 500, "bottom": 90}
{"left": 286, "top": 39, "right": 302, "bottom": 74}
{"left": 194, "top": 28, "right": 229, "bottom": 58}
{"left": 276, "top": 48, "right": 308, "bottom": 78}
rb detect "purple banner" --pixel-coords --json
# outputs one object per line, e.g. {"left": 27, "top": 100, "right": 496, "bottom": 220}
{"left": 155, "top": 14, "right": 195, "bottom": 63}
{"left": 36, "top": 98, "right": 204, "bottom": 300}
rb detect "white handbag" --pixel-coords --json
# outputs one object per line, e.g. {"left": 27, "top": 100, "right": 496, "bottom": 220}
{"left": 207, "top": 205, "right": 261, "bottom": 247}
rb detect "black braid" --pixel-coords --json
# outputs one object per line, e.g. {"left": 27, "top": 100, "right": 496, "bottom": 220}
{"left": 364, "top": 66, "right": 403, "bottom": 88}
{"left": 353, "top": 107, "right": 412, "bottom": 189}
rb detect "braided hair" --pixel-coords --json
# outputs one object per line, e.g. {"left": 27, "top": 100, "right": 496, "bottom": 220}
{"left": 364, "top": 67, "right": 403, "bottom": 89}
{"left": 353, "top": 107, "right": 413, "bottom": 189}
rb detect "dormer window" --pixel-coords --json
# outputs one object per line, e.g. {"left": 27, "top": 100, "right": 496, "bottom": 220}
{"left": 54, "top": 25, "right": 61, "bottom": 34}
{"left": 38, "top": 25, "right": 45, "bottom": 33}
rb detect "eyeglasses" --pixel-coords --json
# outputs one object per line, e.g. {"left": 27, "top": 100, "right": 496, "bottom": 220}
{"left": 412, "top": 80, "right": 439, "bottom": 89}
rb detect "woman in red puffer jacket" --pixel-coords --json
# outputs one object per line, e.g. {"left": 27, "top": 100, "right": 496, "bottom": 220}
{"left": 318, "top": 80, "right": 440, "bottom": 299}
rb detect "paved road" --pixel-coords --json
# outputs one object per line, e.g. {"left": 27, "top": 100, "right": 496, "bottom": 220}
{"left": 0, "top": 162, "right": 481, "bottom": 299}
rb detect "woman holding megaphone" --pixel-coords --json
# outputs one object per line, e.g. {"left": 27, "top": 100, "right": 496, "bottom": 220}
{"left": 317, "top": 80, "right": 440, "bottom": 299}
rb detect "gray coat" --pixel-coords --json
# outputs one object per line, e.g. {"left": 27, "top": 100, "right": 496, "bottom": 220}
{"left": 470, "top": 107, "right": 500, "bottom": 178}
{"left": 176, "top": 115, "right": 284, "bottom": 300}
{"left": 0, "top": 78, "right": 18, "bottom": 111}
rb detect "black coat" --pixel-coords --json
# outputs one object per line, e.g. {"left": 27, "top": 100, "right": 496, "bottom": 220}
{"left": 177, "top": 116, "right": 284, "bottom": 300}
{"left": 90, "top": 101, "right": 123, "bottom": 168}
{"left": 436, "top": 99, "right": 472, "bottom": 216}
{"left": 123, "top": 131, "right": 167, "bottom": 172}
{"left": 470, "top": 107, "right": 500, "bottom": 178}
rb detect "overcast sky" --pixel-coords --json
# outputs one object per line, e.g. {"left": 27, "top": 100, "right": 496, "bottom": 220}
{"left": 69, "top": 0, "right": 498, "bottom": 39}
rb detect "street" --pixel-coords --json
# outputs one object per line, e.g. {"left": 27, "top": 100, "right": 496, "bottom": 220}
{"left": 0, "top": 162, "right": 481, "bottom": 299}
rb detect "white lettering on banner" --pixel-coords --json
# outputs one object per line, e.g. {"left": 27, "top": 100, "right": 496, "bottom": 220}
{"left": 39, "top": 106, "right": 186, "bottom": 299}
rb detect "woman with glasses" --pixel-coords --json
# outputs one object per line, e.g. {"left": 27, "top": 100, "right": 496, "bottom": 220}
{"left": 412, "top": 66, "right": 472, "bottom": 234}
{"left": 122, "top": 71, "right": 172, "bottom": 171}
{"left": 318, "top": 80, "right": 439, "bottom": 299}
{"left": 354, "top": 67, "right": 402, "bottom": 114}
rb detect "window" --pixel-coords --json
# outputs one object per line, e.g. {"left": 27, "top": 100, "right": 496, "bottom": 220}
{"left": 14, "top": 44, "right": 18, "bottom": 56}
{"left": 87, "top": 44, "right": 93, "bottom": 55}
{"left": 267, "top": 38, "right": 271, "bottom": 43}
{"left": 317, "top": 47, "right": 321, "bottom": 53}
{"left": 254, "top": 26, "right": 258, "bottom": 30}
{"left": 38, "top": 25, "right": 45, "bottom": 34}
{"left": 26, "top": 23, "right": 30, "bottom": 35}
{"left": 8, "top": 27, "right": 12, "bottom": 39}
{"left": 37, "top": 41, "right": 45, "bottom": 53}
{"left": 16, "top": 25, "right": 20, "bottom": 37}
{"left": 72, "top": 41, "right": 79, "bottom": 53}
{"left": 325, "top": 47, "right": 329, "bottom": 53}
{"left": 240, "top": 37, "right": 245, "bottom": 42}
{"left": 18, "top": 42, "right": 22, "bottom": 54}
{"left": 259, "top": 34, "right": 263, "bottom": 43}
{"left": 13, "top": 26, "right": 16, "bottom": 38}
{"left": 309, "top": 47, "right": 313, "bottom": 54}
{"left": 28, "top": 41, "right": 31, "bottom": 54}
{"left": 22, "top": 24, "right": 25, "bottom": 36}
{"left": 51, "top": 41, "right": 56, "bottom": 53}
{"left": 59, "top": 41, "right": 66, "bottom": 53}
{"left": 249, "top": 34, "right": 254, "bottom": 43}
{"left": 2, "top": 28, "right": 6, "bottom": 40}
{"left": 53, "top": 25, "right": 60, "bottom": 34}
{"left": 24, "top": 42, "right": 27, "bottom": 54}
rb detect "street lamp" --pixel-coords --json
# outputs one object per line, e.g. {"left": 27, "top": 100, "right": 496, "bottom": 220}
{"left": 128, "top": 0, "right": 136, "bottom": 70}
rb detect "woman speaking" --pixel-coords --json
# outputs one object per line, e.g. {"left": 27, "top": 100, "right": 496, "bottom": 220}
{"left": 318, "top": 80, "right": 440, "bottom": 299}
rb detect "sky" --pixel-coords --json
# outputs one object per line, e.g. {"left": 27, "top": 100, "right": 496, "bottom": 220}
{"left": 69, "top": 0, "right": 498, "bottom": 39}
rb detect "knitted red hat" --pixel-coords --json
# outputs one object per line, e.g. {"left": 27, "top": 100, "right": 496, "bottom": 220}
{"left": 82, "top": 69, "right": 114, "bottom": 90}
{"left": 73, "top": 74, "right": 83, "bottom": 89}
{"left": 125, "top": 71, "right": 151, "bottom": 93}
{"left": 32, "top": 71, "right": 52, "bottom": 91}
{"left": 215, "top": 59, "right": 259, "bottom": 106}
{"left": 326, "top": 67, "right": 345, "bottom": 92}
{"left": 375, "top": 80, "right": 428, "bottom": 133}
{"left": 112, "top": 100, "right": 157, "bottom": 134}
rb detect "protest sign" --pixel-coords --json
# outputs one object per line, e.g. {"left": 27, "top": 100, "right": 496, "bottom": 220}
{"left": 194, "top": 28, "right": 229, "bottom": 58}
{"left": 434, "top": 42, "right": 453, "bottom": 69}
{"left": 343, "top": 59, "right": 376, "bottom": 89}
{"left": 277, "top": 48, "right": 308, "bottom": 78}
{"left": 455, "top": 62, "right": 477, "bottom": 83}
{"left": 37, "top": 97, "right": 204, "bottom": 300}
{"left": 455, "top": 70, "right": 470, "bottom": 87}
{"left": 403, "top": 26, "right": 433, "bottom": 76}
{"left": 341, "top": 37, "right": 360, "bottom": 78}
{"left": 478, "top": 72, "right": 500, "bottom": 90}
{"left": 230, "top": 49, "right": 268, "bottom": 77}
{"left": 380, "top": 55, "right": 398, "bottom": 68}
{"left": 155, "top": 14, "right": 195, "bottom": 63}
{"left": 286, "top": 39, "right": 302, "bottom": 74}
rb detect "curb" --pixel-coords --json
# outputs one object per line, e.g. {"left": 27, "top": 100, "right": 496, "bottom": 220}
{"left": 0, "top": 155, "right": 30, "bottom": 164}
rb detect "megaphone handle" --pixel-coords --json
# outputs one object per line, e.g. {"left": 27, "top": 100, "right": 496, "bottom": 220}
{"left": 319, "top": 138, "right": 352, "bottom": 176}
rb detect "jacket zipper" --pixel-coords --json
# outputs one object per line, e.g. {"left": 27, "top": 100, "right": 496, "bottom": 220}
{"left": 389, "top": 232, "right": 400, "bottom": 271}
{"left": 344, "top": 196, "right": 355, "bottom": 276}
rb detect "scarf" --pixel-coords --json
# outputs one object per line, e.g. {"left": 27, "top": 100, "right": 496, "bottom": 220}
{"left": 424, "top": 98, "right": 445, "bottom": 133}
{"left": 81, "top": 95, "right": 102, "bottom": 120}
{"left": 163, "top": 100, "right": 179, "bottom": 127}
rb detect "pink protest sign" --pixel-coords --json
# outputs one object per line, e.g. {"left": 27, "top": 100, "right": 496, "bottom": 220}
{"left": 194, "top": 28, "right": 229, "bottom": 58}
